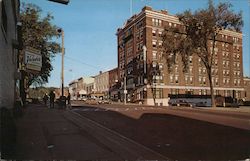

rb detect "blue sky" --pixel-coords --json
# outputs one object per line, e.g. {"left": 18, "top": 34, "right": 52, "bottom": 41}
{"left": 21, "top": 0, "right": 250, "bottom": 87}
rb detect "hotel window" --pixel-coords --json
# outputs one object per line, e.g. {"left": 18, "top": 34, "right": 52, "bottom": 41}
{"left": 198, "top": 58, "right": 201, "bottom": 64}
{"left": 159, "top": 20, "right": 162, "bottom": 26}
{"left": 158, "top": 31, "right": 162, "bottom": 37}
{"left": 223, "top": 78, "right": 226, "bottom": 84}
{"left": 152, "top": 41, "right": 157, "bottom": 48}
{"left": 185, "top": 76, "right": 188, "bottom": 84}
{"left": 199, "top": 77, "right": 202, "bottom": 84}
{"left": 159, "top": 63, "right": 163, "bottom": 70}
{"left": 140, "top": 30, "right": 143, "bottom": 38}
{"left": 203, "top": 68, "right": 206, "bottom": 74}
{"left": 152, "top": 30, "right": 156, "bottom": 37}
{"left": 152, "top": 51, "right": 157, "bottom": 60}
{"left": 215, "top": 78, "right": 218, "bottom": 86}
{"left": 203, "top": 77, "right": 206, "bottom": 84}
{"left": 190, "top": 77, "right": 193, "bottom": 84}
{"left": 215, "top": 59, "right": 218, "bottom": 66}
{"left": 189, "top": 56, "right": 193, "bottom": 63}
{"left": 189, "top": 67, "right": 193, "bottom": 74}
{"left": 169, "top": 22, "right": 172, "bottom": 27}
{"left": 203, "top": 90, "right": 207, "bottom": 95}
{"left": 158, "top": 41, "right": 162, "bottom": 47}
{"left": 234, "top": 79, "right": 237, "bottom": 86}
{"left": 199, "top": 68, "right": 202, "bottom": 75}
{"left": 155, "top": 89, "right": 163, "bottom": 98}
{"left": 175, "top": 75, "right": 179, "bottom": 84}
{"left": 238, "top": 79, "right": 241, "bottom": 85}
{"left": 174, "top": 23, "right": 177, "bottom": 27}
{"left": 175, "top": 65, "right": 178, "bottom": 73}
{"left": 170, "top": 75, "right": 174, "bottom": 83}
{"left": 199, "top": 90, "right": 202, "bottom": 95}
{"left": 152, "top": 62, "right": 157, "bottom": 68}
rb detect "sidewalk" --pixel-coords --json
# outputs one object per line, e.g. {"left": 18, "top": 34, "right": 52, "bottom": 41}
{"left": 12, "top": 104, "right": 168, "bottom": 160}
{"left": 13, "top": 104, "right": 119, "bottom": 160}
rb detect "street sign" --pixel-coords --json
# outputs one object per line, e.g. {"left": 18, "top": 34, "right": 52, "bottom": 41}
{"left": 24, "top": 47, "right": 42, "bottom": 72}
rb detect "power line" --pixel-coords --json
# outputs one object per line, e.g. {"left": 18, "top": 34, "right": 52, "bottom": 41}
{"left": 64, "top": 55, "right": 102, "bottom": 70}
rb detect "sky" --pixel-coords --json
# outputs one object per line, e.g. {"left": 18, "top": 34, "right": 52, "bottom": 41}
{"left": 21, "top": 0, "right": 250, "bottom": 87}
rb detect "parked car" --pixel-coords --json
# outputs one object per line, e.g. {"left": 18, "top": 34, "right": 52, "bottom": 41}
{"left": 85, "top": 98, "right": 99, "bottom": 105}
{"left": 170, "top": 100, "right": 193, "bottom": 107}
{"left": 98, "top": 99, "right": 111, "bottom": 104}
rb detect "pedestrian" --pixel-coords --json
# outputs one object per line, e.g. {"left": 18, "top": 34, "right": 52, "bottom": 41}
{"left": 49, "top": 91, "right": 55, "bottom": 108}
{"left": 43, "top": 93, "right": 48, "bottom": 106}
{"left": 67, "top": 93, "right": 71, "bottom": 105}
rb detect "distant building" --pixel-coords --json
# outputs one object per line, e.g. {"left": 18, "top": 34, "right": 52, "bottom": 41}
{"left": 116, "top": 6, "right": 244, "bottom": 106}
{"left": 68, "top": 77, "right": 94, "bottom": 99}
{"left": 243, "top": 77, "right": 250, "bottom": 101}
{"left": 94, "top": 71, "right": 109, "bottom": 99}
{"left": 108, "top": 68, "right": 119, "bottom": 100}
{"left": 0, "top": 0, "right": 22, "bottom": 109}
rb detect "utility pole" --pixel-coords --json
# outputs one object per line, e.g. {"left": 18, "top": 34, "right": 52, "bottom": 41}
{"left": 57, "top": 28, "right": 65, "bottom": 97}
{"left": 61, "top": 29, "right": 65, "bottom": 97}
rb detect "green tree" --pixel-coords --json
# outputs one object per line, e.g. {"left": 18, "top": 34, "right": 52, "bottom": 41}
{"left": 20, "top": 3, "right": 61, "bottom": 86}
{"left": 162, "top": 0, "right": 243, "bottom": 107}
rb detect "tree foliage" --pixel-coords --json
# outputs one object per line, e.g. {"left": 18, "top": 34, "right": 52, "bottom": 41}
{"left": 20, "top": 3, "right": 61, "bottom": 86}
{"left": 162, "top": 0, "right": 243, "bottom": 107}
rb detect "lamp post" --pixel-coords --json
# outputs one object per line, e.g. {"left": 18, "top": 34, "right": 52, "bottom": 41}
{"left": 57, "top": 28, "right": 65, "bottom": 97}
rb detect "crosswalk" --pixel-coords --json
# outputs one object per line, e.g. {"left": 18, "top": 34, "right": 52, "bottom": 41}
{"left": 72, "top": 107, "right": 164, "bottom": 112}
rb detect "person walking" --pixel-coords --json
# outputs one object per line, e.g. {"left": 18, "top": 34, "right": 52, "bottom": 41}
{"left": 49, "top": 91, "right": 55, "bottom": 108}
{"left": 67, "top": 93, "right": 71, "bottom": 109}
{"left": 67, "top": 93, "right": 71, "bottom": 105}
{"left": 43, "top": 93, "right": 48, "bottom": 106}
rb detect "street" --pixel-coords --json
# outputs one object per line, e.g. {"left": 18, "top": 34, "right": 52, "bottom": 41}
{"left": 71, "top": 102, "right": 250, "bottom": 161}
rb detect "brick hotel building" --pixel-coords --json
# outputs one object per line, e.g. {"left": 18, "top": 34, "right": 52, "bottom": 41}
{"left": 116, "top": 6, "right": 244, "bottom": 106}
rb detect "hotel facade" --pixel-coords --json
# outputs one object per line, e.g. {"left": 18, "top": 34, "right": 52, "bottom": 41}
{"left": 116, "top": 6, "right": 244, "bottom": 106}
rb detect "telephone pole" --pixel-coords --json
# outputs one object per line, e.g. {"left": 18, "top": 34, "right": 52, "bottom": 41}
{"left": 61, "top": 29, "right": 65, "bottom": 97}
{"left": 57, "top": 28, "right": 65, "bottom": 97}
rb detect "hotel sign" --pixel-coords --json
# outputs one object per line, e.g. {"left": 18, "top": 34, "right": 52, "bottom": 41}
{"left": 24, "top": 47, "right": 42, "bottom": 72}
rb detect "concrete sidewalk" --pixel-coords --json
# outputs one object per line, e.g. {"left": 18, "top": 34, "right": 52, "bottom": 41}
{"left": 12, "top": 104, "right": 168, "bottom": 160}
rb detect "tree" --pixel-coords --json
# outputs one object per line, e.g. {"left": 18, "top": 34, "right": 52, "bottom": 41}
{"left": 162, "top": 0, "right": 243, "bottom": 107}
{"left": 20, "top": 3, "right": 61, "bottom": 86}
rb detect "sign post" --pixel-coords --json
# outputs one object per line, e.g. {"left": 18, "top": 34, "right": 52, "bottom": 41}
{"left": 24, "top": 47, "right": 42, "bottom": 73}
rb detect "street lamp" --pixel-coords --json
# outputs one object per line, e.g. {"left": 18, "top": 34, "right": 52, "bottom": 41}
{"left": 57, "top": 28, "right": 65, "bottom": 97}
{"left": 48, "top": 0, "right": 69, "bottom": 5}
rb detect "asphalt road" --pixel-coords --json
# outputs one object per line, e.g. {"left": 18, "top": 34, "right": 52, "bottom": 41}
{"left": 71, "top": 102, "right": 250, "bottom": 161}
